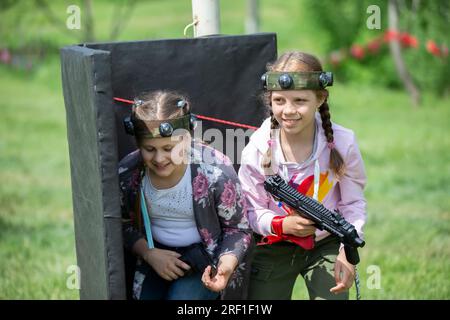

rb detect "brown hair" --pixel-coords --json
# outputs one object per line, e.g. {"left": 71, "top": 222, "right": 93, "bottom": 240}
{"left": 133, "top": 90, "right": 191, "bottom": 145}
{"left": 262, "top": 51, "right": 345, "bottom": 179}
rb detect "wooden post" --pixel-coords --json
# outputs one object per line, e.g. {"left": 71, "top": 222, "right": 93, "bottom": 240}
{"left": 191, "top": 0, "right": 220, "bottom": 37}
{"left": 245, "top": 0, "right": 259, "bottom": 34}
{"left": 388, "top": 0, "right": 420, "bottom": 107}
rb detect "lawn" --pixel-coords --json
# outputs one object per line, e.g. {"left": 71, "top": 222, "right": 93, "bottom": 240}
{"left": 0, "top": 0, "right": 449, "bottom": 299}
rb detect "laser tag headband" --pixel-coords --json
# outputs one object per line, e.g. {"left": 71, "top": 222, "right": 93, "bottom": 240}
{"left": 261, "top": 71, "right": 333, "bottom": 91}
{"left": 123, "top": 99, "right": 197, "bottom": 139}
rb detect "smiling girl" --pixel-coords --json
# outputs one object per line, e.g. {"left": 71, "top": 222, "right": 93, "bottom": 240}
{"left": 238, "top": 52, "right": 367, "bottom": 300}
{"left": 119, "top": 90, "right": 252, "bottom": 300}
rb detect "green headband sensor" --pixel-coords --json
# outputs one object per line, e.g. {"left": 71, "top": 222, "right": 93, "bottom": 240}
{"left": 261, "top": 71, "right": 333, "bottom": 91}
{"left": 123, "top": 99, "right": 196, "bottom": 138}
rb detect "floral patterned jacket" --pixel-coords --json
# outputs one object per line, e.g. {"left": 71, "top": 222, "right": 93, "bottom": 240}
{"left": 118, "top": 141, "right": 254, "bottom": 299}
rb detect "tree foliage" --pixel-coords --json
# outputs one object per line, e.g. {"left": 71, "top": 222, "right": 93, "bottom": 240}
{"left": 304, "top": 0, "right": 449, "bottom": 95}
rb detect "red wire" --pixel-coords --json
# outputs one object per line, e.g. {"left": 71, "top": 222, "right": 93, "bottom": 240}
{"left": 195, "top": 115, "right": 258, "bottom": 130}
{"left": 113, "top": 97, "right": 258, "bottom": 131}
{"left": 114, "top": 97, "right": 134, "bottom": 104}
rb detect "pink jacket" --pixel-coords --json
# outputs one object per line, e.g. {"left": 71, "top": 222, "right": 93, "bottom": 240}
{"left": 238, "top": 113, "right": 367, "bottom": 243}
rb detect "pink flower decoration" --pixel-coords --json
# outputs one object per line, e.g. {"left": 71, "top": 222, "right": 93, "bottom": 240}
{"left": 0, "top": 49, "right": 12, "bottom": 64}
{"left": 329, "top": 50, "right": 343, "bottom": 67}
{"left": 400, "top": 33, "right": 418, "bottom": 48}
{"left": 199, "top": 228, "right": 213, "bottom": 245}
{"left": 221, "top": 180, "right": 237, "bottom": 208}
{"left": 350, "top": 44, "right": 365, "bottom": 60}
{"left": 238, "top": 195, "right": 248, "bottom": 213}
{"left": 383, "top": 30, "right": 399, "bottom": 42}
{"left": 193, "top": 172, "right": 209, "bottom": 201}
{"left": 427, "top": 40, "right": 441, "bottom": 57}
{"left": 367, "top": 38, "right": 382, "bottom": 54}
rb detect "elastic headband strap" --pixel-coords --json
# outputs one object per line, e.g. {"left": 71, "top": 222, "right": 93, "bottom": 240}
{"left": 262, "top": 71, "right": 333, "bottom": 90}
{"left": 133, "top": 113, "right": 193, "bottom": 139}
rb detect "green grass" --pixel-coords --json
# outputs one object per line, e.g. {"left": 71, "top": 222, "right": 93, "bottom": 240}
{"left": 292, "top": 85, "right": 450, "bottom": 299}
{"left": 1, "top": 0, "right": 449, "bottom": 299}
{"left": 0, "top": 62, "right": 77, "bottom": 299}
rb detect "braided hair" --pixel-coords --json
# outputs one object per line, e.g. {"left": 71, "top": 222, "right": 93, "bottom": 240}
{"left": 261, "top": 110, "right": 279, "bottom": 175}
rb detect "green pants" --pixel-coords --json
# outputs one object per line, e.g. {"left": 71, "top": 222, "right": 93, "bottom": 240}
{"left": 248, "top": 235, "right": 349, "bottom": 300}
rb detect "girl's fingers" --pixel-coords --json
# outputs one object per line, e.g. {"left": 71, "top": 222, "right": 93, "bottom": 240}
{"left": 299, "top": 228, "right": 316, "bottom": 237}
{"left": 175, "top": 259, "right": 191, "bottom": 271}
{"left": 334, "top": 261, "right": 342, "bottom": 284}
{"left": 297, "top": 224, "right": 313, "bottom": 231}
{"left": 160, "top": 272, "right": 173, "bottom": 281}
{"left": 217, "top": 267, "right": 227, "bottom": 277}
{"left": 343, "top": 268, "right": 355, "bottom": 289}
{"left": 331, "top": 263, "right": 355, "bottom": 293}
{"left": 294, "top": 224, "right": 315, "bottom": 234}
{"left": 296, "top": 216, "right": 315, "bottom": 225}
{"left": 202, "top": 266, "right": 212, "bottom": 283}
{"left": 340, "top": 270, "right": 351, "bottom": 289}
{"left": 168, "top": 250, "right": 182, "bottom": 258}
{"left": 166, "top": 270, "right": 179, "bottom": 280}
{"left": 345, "top": 278, "right": 354, "bottom": 289}
{"left": 171, "top": 265, "right": 185, "bottom": 277}
{"left": 207, "top": 277, "right": 226, "bottom": 292}
{"left": 330, "top": 283, "right": 346, "bottom": 294}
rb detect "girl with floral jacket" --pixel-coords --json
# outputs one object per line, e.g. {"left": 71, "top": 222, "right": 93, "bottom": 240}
{"left": 119, "top": 90, "right": 253, "bottom": 300}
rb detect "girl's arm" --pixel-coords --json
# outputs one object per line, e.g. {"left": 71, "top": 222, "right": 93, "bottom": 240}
{"left": 213, "top": 158, "right": 253, "bottom": 267}
{"left": 337, "top": 134, "right": 367, "bottom": 243}
{"left": 200, "top": 158, "right": 252, "bottom": 292}
{"left": 119, "top": 181, "right": 145, "bottom": 252}
{"left": 119, "top": 151, "right": 146, "bottom": 252}
{"left": 238, "top": 146, "right": 276, "bottom": 236}
{"left": 331, "top": 134, "right": 366, "bottom": 292}
{"left": 122, "top": 217, "right": 145, "bottom": 252}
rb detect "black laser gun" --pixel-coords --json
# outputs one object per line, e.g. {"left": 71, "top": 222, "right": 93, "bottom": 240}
{"left": 264, "top": 175, "right": 365, "bottom": 265}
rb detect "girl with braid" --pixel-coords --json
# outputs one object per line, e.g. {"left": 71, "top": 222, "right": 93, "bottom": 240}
{"left": 238, "top": 51, "right": 367, "bottom": 300}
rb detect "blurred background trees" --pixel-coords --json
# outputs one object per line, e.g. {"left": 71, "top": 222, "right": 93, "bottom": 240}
{"left": 304, "top": 0, "right": 449, "bottom": 99}
{"left": 1, "top": 0, "right": 447, "bottom": 97}
{"left": 0, "top": 0, "right": 449, "bottom": 299}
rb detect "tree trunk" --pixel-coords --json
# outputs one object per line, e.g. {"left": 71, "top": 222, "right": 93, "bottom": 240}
{"left": 388, "top": 0, "right": 420, "bottom": 107}
{"left": 83, "top": 0, "right": 95, "bottom": 42}
{"left": 245, "top": 0, "right": 259, "bottom": 34}
{"left": 109, "top": 0, "right": 138, "bottom": 41}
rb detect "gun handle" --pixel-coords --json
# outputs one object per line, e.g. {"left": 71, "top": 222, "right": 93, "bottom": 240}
{"left": 344, "top": 245, "right": 360, "bottom": 265}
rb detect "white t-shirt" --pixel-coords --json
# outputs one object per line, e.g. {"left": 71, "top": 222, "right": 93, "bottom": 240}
{"left": 143, "top": 166, "right": 201, "bottom": 247}
{"left": 274, "top": 122, "right": 318, "bottom": 181}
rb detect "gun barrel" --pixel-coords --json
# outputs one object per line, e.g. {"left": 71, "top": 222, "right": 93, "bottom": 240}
{"left": 354, "top": 237, "right": 365, "bottom": 248}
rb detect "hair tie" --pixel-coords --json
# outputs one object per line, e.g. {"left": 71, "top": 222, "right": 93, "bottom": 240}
{"left": 327, "top": 141, "right": 336, "bottom": 150}
{"left": 267, "top": 139, "right": 275, "bottom": 147}
{"left": 133, "top": 99, "right": 143, "bottom": 107}
{"left": 177, "top": 99, "right": 187, "bottom": 109}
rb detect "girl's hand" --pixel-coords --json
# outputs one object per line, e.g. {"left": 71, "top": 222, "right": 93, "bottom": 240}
{"left": 201, "top": 254, "right": 238, "bottom": 292}
{"left": 282, "top": 215, "right": 317, "bottom": 237}
{"left": 143, "top": 248, "right": 191, "bottom": 281}
{"left": 330, "top": 249, "right": 355, "bottom": 294}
